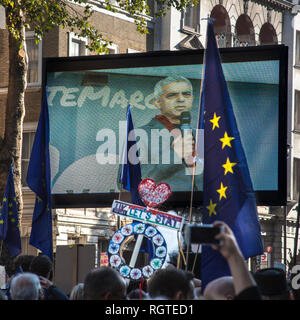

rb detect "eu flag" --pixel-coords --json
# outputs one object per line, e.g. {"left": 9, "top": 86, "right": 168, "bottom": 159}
{"left": 0, "top": 166, "right": 21, "bottom": 258}
{"left": 119, "top": 105, "right": 145, "bottom": 207}
{"left": 26, "top": 92, "right": 53, "bottom": 260}
{"left": 200, "top": 20, "right": 264, "bottom": 289}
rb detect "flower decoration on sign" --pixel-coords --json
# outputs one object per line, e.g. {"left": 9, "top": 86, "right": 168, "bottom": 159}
{"left": 145, "top": 226, "right": 157, "bottom": 238}
{"left": 134, "top": 223, "right": 145, "bottom": 234}
{"left": 142, "top": 265, "right": 154, "bottom": 278}
{"left": 107, "top": 222, "right": 167, "bottom": 281}
{"left": 110, "top": 255, "right": 121, "bottom": 268}
{"left": 151, "top": 258, "right": 163, "bottom": 270}
{"left": 153, "top": 234, "right": 164, "bottom": 246}
{"left": 108, "top": 243, "right": 119, "bottom": 255}
{"left": 156, "top": 246, "right": 167, "bottom": 258}
{"left": 130, "top": 268, "right": 142, "bottom": 280}
{"left": 112, "top": 232, "right": 124, "bottom": 244}
{"left": 121, "top": 224, "right": 133, "bottom": 236}
{"left": 120, "top": 266, "right": 131, "bottom": 277}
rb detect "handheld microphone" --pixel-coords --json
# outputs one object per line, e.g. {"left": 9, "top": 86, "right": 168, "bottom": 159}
{"left": 179, "top": 111, "right": 194, "bottom": 167}
{"left": 179, "top": 111, "right": 192, "bottom": 131}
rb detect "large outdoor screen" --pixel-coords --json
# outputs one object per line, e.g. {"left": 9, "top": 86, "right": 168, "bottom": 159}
{"left": 44, "top": 45, "right": 287, "bottom": 208}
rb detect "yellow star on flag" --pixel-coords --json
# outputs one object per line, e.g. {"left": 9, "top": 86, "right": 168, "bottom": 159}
{"left": 8, "top": 211, "right": 13, "bottom": 216}
{"left": 8, "top": 203, "right": 13, "bottom": 208}
{"left": 209, "top": 112, "right": 221, "bottom": 130}
{"left": 220, "top": 131, "right": 234, "bottom": 149}
{"left": 0, "top": 220, "right": 3, "bottom": 224}
{"left": 217, "top": 182, "right": 228, "bottom": 200}
{"left": 2, "top": 197, "right": 7, "bottom": 202}
{"left": 222, "top": 157, "right": 237, "bottom": 175}
{"left": 206, "top": 199, "right": 217, "bottom": 217}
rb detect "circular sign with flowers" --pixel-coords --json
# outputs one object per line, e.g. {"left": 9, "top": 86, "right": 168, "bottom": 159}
{"left": 108, "top": 222, "right": 167, "bottom": 281}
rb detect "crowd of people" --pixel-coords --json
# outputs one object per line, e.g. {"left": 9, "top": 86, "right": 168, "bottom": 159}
{"left": 0, "top": 221, "right": 299, "bottom": 300}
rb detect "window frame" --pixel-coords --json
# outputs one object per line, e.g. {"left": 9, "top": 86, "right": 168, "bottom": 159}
{"left": 25, "top": 31, "right": 42, "bottom": 87}
{"left": 293, "top": 157, "right": 300, "bottom": 201}
{"left": 295, "top": 90, "right": 300, "bottom": 133}
{"left": 21, "top": 122, "right": 37, "bottom": 189}
{"left": 181, "top": 3, "right": 200, "bottom": 34}
{"left": 100, "top": 42, "right": 119, "bottom": 55}
{"left": 296, "top": 30, "right": 300, "bottom": 67}
{"left": 68, "top": 32, "right": 89, "bottom": 57}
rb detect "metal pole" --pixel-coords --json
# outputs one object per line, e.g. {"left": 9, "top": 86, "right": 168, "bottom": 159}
{"left": 284, "top": 205, "right": 287, "bottom": 271}
{"left": 293, "top": 194, "right": 300, "bottom": 266}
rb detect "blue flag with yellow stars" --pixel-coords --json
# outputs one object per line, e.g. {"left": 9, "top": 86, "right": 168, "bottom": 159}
{"left": 0, "top": 166, "right": 21, "bottom": 258}
{"left": 26, "top": 92, "right": 53, "bottom": 260}
{"left": 200, "top": 20, "right": 264, "bottom": 290}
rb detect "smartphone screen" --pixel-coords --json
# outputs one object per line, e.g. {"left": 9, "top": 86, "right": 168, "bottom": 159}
{"left": 186, "top": 224, "right": 221, "bottom": 245}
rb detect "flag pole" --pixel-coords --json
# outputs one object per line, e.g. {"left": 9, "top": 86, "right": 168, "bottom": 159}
{"left": 117, "top": 185, "right": 123, "bottom": 229}
{"left": 184, "top": 19, "right": 209, "bottom": 271}
{"left": 293, "top": 193, "right": 300, "bottom": 266}
{"left": 185, "top": 164, "right": 197, "bottom": 271}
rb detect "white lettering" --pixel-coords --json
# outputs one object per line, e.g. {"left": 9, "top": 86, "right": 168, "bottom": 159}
{"left": 47, "top": 86, "right": 65, "bottom": 106}
{"left": 110, "top": 90, "right": 128, "bottom": 109}
{"left": 60, "top": 88, "right": 79, "bottom": 107}
{"left": 96, "top": 129, "right": 116, "bottom": 164}
{"left": 48, "top": 86, "right": 156, "bottom": 110}
{"left": 129, "top": 90, "right": 145, "bottom": 110}
{"left": 77, "top": 86, "right": 110, "bottom": 108}
{"left": 291, "top": 265, "right": 300, "bottom": 290}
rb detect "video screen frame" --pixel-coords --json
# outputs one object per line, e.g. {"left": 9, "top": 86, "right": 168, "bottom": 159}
{"left": 43, "top": 45, "right": 288, "bottom": 208}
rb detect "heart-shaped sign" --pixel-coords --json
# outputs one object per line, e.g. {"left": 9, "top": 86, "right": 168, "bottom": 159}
{"left": 138, "top": 179, "right": 172, "bottom": 208}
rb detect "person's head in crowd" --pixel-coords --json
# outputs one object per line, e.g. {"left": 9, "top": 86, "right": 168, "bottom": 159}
{"left": 14, "top": 255, "right": 35, "bottom": 273}
{"left": 148, "top": 268, "right": 194, "bottom": 300}
{"left": 10, "top": 272, "right": 41, "bottom": 300}
{"left": 70, "top": 283, "right": 84, "bottom": 300}
{"left": 83, "top": 267, "right": 126, "bottom": 300}
{"left": 254, "top": 268, "right": 294, "bottom": 300}
{"left": 153, "top": 75, "right": 193, "bottom": 125}
{"left": 127, "top": 279, "right": 147, "bottom": 296}
{"left": 29, "top": 255, "right": 53, "bottom": 280}
{"left": 203, "top": 276, "right": 235, "bottom": 300}
{"left": 127, "top": 288, "right": 147, "bottom": 300}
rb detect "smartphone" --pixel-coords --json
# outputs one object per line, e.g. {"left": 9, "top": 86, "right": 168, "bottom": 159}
{"left": 184, "top": 224, "right": 223, "bottom": 246}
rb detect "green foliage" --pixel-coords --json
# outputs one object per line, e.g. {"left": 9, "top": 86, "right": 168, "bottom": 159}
{"left": 0, "top": 0, "right": 199, "bottom": 53}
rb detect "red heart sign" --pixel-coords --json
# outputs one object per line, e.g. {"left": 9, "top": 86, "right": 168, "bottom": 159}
{"left": 138, "top": 179, "right": 172, "bottom": 208}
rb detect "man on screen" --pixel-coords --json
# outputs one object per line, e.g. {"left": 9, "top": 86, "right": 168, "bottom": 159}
{"left": 138, "top": 75, "right": 203, "bottom": 192}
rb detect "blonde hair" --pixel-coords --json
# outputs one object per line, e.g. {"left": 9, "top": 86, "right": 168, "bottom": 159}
{"left": 70, "top": 283, "right": 84, "bottom": 300}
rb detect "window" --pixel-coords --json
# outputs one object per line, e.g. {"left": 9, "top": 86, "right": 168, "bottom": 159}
{"left": 68, "top": 32, "right": 88, "bottom": 56}
{"left": 293, "top": 158, "right": 300, "bottom": 201}
{"left": 182, "top": 3, "right": 200, "bottom": 33}
{"left": 25, "top": 32, "right": 42, "bottom": 86}
{"left": 296, "top": 31, "right": 300, "bottom": 66}
{"left": 101, "top": 43, "right": 119, "bottom": 55}
{"left": 21, "top": 131, "right": 36, "bottom": 187}
{"left": 295, "top": 90, "right": 300, "bottom": 132}
{"left": 127, "top": 48, "right": 141, "bottom": 53}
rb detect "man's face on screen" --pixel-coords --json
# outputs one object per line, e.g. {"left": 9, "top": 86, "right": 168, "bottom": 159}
{"left": 155, "top": 81, "right": 193, "bottom": 124}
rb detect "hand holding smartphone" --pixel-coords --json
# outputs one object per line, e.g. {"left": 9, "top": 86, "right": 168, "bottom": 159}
{"left": 184, "top": 223, "right": 224, "bottom": 246}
